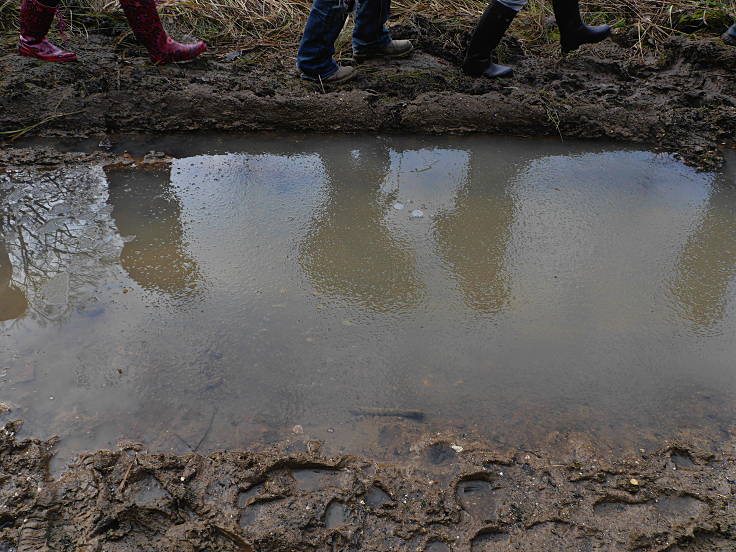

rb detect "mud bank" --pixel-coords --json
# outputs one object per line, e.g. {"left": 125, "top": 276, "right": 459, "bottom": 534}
{"left": 1, "top": 21, "right": 735, "bottom": 169}
{"left": 0, "top": 420, "right": 735, "bottom": 551}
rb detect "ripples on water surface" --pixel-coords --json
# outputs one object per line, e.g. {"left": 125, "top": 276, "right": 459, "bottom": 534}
{"left": 1, "top": 135, "right": 735, "bottom": 464}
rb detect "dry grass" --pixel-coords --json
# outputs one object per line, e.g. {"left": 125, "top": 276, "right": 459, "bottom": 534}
{"left": 1, "top": 0, "right": 734, "bottom": 53}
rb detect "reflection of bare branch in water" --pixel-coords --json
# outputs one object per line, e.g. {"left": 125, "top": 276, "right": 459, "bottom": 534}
{"left": 0, "top": 167, "right": 123, "bottom": 324}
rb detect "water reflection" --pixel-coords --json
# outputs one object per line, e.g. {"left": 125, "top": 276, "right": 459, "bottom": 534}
{"left": 299, "top": 140, "right": 423, "bottom": 312}
{"left": 0, "top": 239, "right": 28, "bottom": 322}
{"left": 106, "top": 166, "right": 201, "bottom": 300}
{"left": 671, "top": 182, "right": 736, "bottom": 329}
{"left": 433, "top": 154, "right": 515, "bottom": 314}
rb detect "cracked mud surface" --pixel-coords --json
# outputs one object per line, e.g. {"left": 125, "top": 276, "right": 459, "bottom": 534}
{"left": 1, "top": 420, "right": 736, "bottom": 551}
{"left": 1, "top": 19, "right": 735, "bottom": 169}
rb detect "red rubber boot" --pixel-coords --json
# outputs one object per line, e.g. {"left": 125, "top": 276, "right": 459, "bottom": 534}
{"left": 119, "top": 0, "right": 206, "bottom": 65}
{"left": 18, "top": 0, "right": 77, "bottom": 62}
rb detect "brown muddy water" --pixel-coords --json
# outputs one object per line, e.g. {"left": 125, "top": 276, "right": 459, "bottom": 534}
{"left": 1, "top": 134, "right": 736, "bottom": 469}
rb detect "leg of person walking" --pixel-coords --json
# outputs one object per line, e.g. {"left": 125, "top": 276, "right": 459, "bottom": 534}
{"left": 551, "top": 0, "right": 611, "bottom": 53}
{"left": 118, "top": 0, "right": 206, "bottom": 65}
{"left": 296, "top": 0, "right": 355, "bottom": 83}
{"left": 19, "top": 0, "right": 206, "bottom": 64}
{"left": 352, "top": 0, "right": 412, "bottom": 62}
{"left": 462, "top": 0, "right": 525, "bottom": 78}
{"left": 18, "top": 0, "right": 77, "bottom": 62}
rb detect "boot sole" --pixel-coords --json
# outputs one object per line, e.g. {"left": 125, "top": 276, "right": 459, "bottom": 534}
{"left": 353, "top": 44, "right": 414, "bottom": 62}
{"left": 151, "top": 43, "right": 208, "bottom": 65}
{"left": 561, "top": 28, "right": 612, "bottom": 54}
{"left": 19, "top": 49, "right": 77, "bottom": 62}
{"left": 322, "top": 70, "right": 358, "bottom": 85}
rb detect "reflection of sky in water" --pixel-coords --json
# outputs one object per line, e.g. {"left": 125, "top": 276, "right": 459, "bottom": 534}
{"left": 1, "top": 136, "right": 735, "bottom": 462}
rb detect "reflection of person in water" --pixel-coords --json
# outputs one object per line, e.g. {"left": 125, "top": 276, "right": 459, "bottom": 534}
{"left": 671, "top": 182, "right": 736, "bottom": 328}
{"left": 105, "top": 166, "right": 200, "bottom": 300}
{"left": 0, "top": 240, "right": 28, "bottom": 322}
{"left": 299, "top": 139, "right": 422, "bottom": 312}
{"left": 432, "top": 153, "right": 514, "bottom": 314}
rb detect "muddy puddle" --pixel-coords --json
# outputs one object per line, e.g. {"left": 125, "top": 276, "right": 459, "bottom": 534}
{"left": 2, "top": 134, "right": 736, "bottom": 471}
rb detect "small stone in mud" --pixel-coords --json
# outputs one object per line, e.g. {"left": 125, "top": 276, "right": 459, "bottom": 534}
{"left": 410, "top": 209, "right": 424, "bottom": 218}
{"left": 292, "top": 424, "right": 304, "bottom": 435}
{"left": 393, "top": 202, "right": 404, "bottom": 210}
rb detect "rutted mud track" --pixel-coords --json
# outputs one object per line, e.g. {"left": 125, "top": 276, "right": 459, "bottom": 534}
{"left": 1, "top": 420, "right": 736, "bottom": 551}
{"left": 1, "top": 21, "right": 735, "bottom": 168}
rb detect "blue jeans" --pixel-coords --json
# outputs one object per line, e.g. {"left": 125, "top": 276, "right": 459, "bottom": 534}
{"left": 297, "top": 0, "right": 392, "bottom": 79}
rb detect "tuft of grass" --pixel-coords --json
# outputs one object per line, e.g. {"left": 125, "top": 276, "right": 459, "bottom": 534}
{"left": 1, "top": 0, "right": 734, "bottom": 53}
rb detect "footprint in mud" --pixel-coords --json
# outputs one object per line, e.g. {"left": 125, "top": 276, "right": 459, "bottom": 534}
{"left": 593, "top": 494, "right": 705, "bottom": 532}
{"left": 424, "top": 540, "right": 451, "bottom": 552}
{"left": 239, "top": 502, "right": 266, "bottom": 528}
{"left": 655, "top": 495, "right": 705, "bottom": 520}
{"left": 424, "top": 443, "right": 457, "bottom": 466}
{"left": 292, "top": 468, "right": 346, "bottom": 492}
{"left": 325, "top": 499, "right": 349, "bottom": 529}
{"left": 470, "top": 529, "right": 509, "bottom": 552}
{"left": 237, "top": 484, "right": 264, "bottom": 508}
{"left": 456, "top": 480, "right": 496, "bottom": 521}
{"left": 671, "top": 451, "right": 696, "bottom": 470}
{"left": 130, "top": 476, "right": 171, "bottom": 507}
{"left": 364, "top": 486, "right": 392, "bottom": 508}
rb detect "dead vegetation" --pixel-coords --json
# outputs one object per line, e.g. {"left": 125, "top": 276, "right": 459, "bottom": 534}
{"left": 0, "top": 0, "right": 733, "bottom": 55}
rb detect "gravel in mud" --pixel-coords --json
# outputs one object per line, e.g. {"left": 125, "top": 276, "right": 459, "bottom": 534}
{"left": 1, "top": 19, "right": 735, "bottom": 169}
{"left": 1, "top": 420, "right": 736, "bottom": 552}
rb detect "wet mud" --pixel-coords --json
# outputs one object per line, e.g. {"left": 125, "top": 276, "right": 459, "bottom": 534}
{"left": 1, "top": 420, "right": 736, "bottom": 551}
{"left": 1, "top": 19, "right": 735, "bottom": 169}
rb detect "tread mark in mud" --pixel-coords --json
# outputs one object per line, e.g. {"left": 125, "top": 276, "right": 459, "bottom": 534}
{"left": 424, "top": 540, "right": 451, "bottom": 552}
{"left": 469, "top": 528, "right": 508, "bottom": 552}
{"left": 364, "top": 485, "right": 392, "bottom": 508}
{"left": 424, "top": 443, "right": 458, "bottom": 465}
{"left": 291, "top": 468, "right": 344, "bottom": 491}
{"left": 325, "top": 499, "right": 349, "bottom": 529}
{"left": 236, "top": 484, "right": 264, "bottom": 508}
{"left": 456, "top": 480, "right": 496, "bottom": 521}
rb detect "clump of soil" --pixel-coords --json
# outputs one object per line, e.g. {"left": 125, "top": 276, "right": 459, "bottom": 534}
{"left": 1, "top": 20, "right": 734, "bottom": 169}
{"left": 1, "top": 420, "right": 736, "bottom": 551}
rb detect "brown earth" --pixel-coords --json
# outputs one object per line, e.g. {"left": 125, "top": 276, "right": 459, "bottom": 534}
{"left": 3, "top": 21, "right": 736, "bottom": 552}
{"left": 1, "top": 19, "right": 735, "bottom": 168}
{"left": 1, "top": 419, "right": 736, "bottom": 552}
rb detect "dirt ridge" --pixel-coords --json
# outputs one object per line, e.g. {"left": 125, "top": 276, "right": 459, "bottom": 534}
{"left": 1, "top": 420, "right": 736, "bottom": 551}
{"left": 1, "top": 29, "right": 735, "bottom": 169}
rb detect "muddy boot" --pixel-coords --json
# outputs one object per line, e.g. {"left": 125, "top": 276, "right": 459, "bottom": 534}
{"left": 462, "top": 1, "right": 517, "bottom": 79}
{"left": 552, "top": 0, "right": 611, "bottom": 54}
{"left": 723, "top": 24, "right": 736, "bottom": 46}
{"left": 322, "top": 65, "right": 357, "bottom": 84}
{"left": 353, "top": 40, "right": 413, "bottom": 62}
{"left": 18, "top": 0, "right": 77, "bottom": 62}
{"left": 119, "top": 0, "right": 206, "bottom": 65}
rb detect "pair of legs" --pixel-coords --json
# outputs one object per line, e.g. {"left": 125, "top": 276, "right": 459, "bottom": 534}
{"left": 18, "top": 0, "right": 206, "bottom": 64}
{"left": 297, "top": 0, "right": 413, "bottom": 83}
{"left": 464, "top": 0, "right": 611, "bottom": 78}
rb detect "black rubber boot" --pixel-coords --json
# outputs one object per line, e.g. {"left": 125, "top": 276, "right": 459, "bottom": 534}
{"left": 723, "top": 24, "right": 736, "bottom": 46}
{"left": 462, "top": 0, "right": 517, "bottom": 79}
{"left": 552, "top": 0, "right": 611, "bottom": 53}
